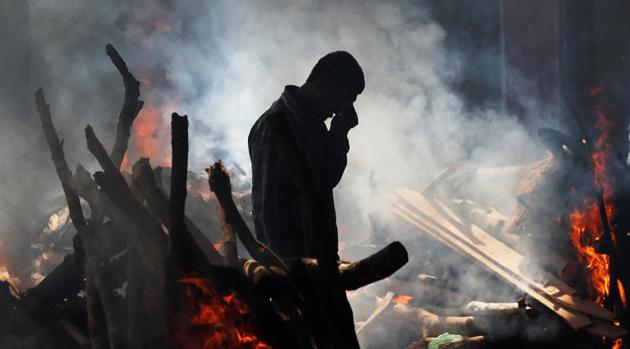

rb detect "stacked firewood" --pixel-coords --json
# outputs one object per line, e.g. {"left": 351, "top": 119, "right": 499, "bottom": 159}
{"left": 12, "top": 44, "right": 410, "bottom": 349}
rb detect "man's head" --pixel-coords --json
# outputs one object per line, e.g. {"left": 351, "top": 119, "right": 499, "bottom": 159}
{"left": 301, "top": 51, "right": 364, "bottom": 118}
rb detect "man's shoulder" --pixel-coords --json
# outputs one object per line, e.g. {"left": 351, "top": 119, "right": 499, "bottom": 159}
{"left": 250, "top": 101, "right": 288, "bottom": 135}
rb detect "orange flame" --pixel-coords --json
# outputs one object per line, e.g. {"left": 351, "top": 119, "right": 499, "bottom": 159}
{"left": 568, "top": 89, "right": 616, "bottom": 305}
{"left": 174, "top": 277, "right": 271, "bottom": 349}
{"left": 569, "top": 202, "right": 611, "bottom": 304}
{"left": 392, "top": 294, "right": 414, "bottom": 305}
{"left": 123, "top": 68, "right": 181, "bottom": 169}
{"left": 612, "top": 338, "right": 622, "bottom": 349}
{"left": 132, "top": 106, "right": 172, "bottom": 167}
{"left": 618, "top": 278, "right": 627, "bottom": 309}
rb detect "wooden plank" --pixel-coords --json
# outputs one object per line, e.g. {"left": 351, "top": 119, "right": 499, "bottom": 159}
{"left": 396, "top": 189, "right": 615, "bottom": 321}
{"left": 389, "top": 200, "right": 592, "bottom": 330}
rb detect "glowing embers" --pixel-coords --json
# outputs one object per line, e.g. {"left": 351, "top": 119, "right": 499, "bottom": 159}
{"left": 174, "top": 277, "right": 271, "bottom": 349}
{"left": 392, "top": 294, "right": 414, "bottom": 305}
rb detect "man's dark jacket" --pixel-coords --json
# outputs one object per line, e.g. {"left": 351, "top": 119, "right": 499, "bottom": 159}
{"left": 248, "top": 85, "right": 350, "bottom": 260}
{"left": 248, "top": 85, "right": 359, "bottom": 348}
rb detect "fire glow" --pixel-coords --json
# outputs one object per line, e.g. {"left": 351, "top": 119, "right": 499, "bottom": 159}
{"left": 174, "top": 277, "right": 271, "bottom": 349}
{"left": 569, "top": 90, "right": 615, "bottom": 306}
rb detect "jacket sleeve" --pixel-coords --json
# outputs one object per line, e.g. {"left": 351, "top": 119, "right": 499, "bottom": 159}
{"left": 324, "top": 124, "right": 350, "bottom": 188}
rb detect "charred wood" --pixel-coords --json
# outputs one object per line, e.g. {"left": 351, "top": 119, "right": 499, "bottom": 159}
{"left": 105, "top": 44, "right": 143, "bottom": 168}
{"left": 339, "top": 241, "right": 408, "bottom": 291}
{"left": 207, "top": 161, "right": 287, "bottom": 272}
{"left": 130, "top": 158, "right": 223, "bottom": 266}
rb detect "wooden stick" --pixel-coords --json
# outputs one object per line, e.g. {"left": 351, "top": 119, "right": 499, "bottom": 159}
{"left": 35, "top": 88, "right": 87, "bottom": 230}
{"left": 169, "top": 112, "right": 191, "bottom": 271}
{"left": 131, "top": 158, "right": 223, "bottom": 266}
{"left": 35, "top": 88, "right": 111, "bottom": 349}
{"left": 338, "top": 241, "right": 408, "bottom": 290}
{"left": 106, "top": 44, "right": 143, "bottom": 168}
{"left": 207, "top": 161, "right": 287, "bottom": 272}
{"left": 84, "top": 125, "right": 167, "bottom": 348}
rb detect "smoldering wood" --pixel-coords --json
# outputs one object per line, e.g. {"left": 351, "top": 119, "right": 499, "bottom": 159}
{"left": 85, "top": 125, "right": 167, "bottom": 269}
{"left": 106, "top": 43, "right": 144, "bottom": 168}
{"left": 209, "top": 265, "right": 315, "bottom": 349}
{"left": 207, "top": 161, "right": 327, "bottom": 347}
{"left": 35, "top": 88, "right": 112, "bottom": 348}
{"left": 130, "top": 158, "right": 223, "bottom": 266}
{"left": 69, "top": 168, "right": 128, "bottom": 348}
{"left": 84, "top": 125, "right": 168, "bottom": 348}
{"left": 207, "top": 161, "right": 288, "bottom": 272}
{"left": 85, "top": 272, "right": 110, "bottom": 349}
{"left": 169, "top": 113, "right": 190, "bottom": 269}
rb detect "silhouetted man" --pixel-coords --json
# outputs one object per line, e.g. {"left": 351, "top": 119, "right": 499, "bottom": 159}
{"left": 249, "top": 51, "right": 364, "bottom": 348}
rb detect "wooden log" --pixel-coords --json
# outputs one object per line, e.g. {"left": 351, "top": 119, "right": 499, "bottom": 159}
{"left": 35, "top": 88, "right": 111, "bottom": 349}
{"left": 339, "top": 241, "right": 408, "bottom": 290}
{"left": 84, "top": 125, "right": 167, "bottom": 348}
{"left": 424, "top": 300, "right": 539, "bottom": 318}
{"left": 105, "top": 44, "right": 143, "bottom": 168}
{"left": 389, "top": 303, "right": 477, "bottom": 338}
{"left": 131, "top": 158, "right": 223, "bottom": 266}
{"left": 169, "top": 113, "right": 189, "bottom": 267}
{"left": 207, "top": 161, "right": 287, "bottom": 272}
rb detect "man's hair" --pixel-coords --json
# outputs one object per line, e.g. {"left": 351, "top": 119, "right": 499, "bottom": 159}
{"left": 306, "top": 51, "right": 365, "bottom": 94}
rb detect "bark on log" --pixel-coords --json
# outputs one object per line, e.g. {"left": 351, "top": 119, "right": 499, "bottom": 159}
{"left": 169, "top": 113, "right": 189, "bottom": 266}
{"left": 84, "top": 125, "right": 167, "bottom": 348}
{"left": 207, "top": 161, "right": 287, "bottom": 272}
{"left": 339, "top": 241, "right": 408, "bottom": 290}
{"left": 106, "top": 44, "right": 143, "bottom": 168}
{"left": 130, "top": 158, "right": 223, "bottom": 266}
{"left": 35, "top": 88, "right": 110, "bottom": 349}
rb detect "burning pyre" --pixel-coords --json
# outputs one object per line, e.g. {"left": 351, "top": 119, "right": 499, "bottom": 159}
{"left": 174, "top": 278, "right": 271, "bottom": 349}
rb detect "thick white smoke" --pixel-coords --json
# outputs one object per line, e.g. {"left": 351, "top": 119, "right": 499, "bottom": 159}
{"left": 1, "top": 0, "right": 555, "bottom": 345}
